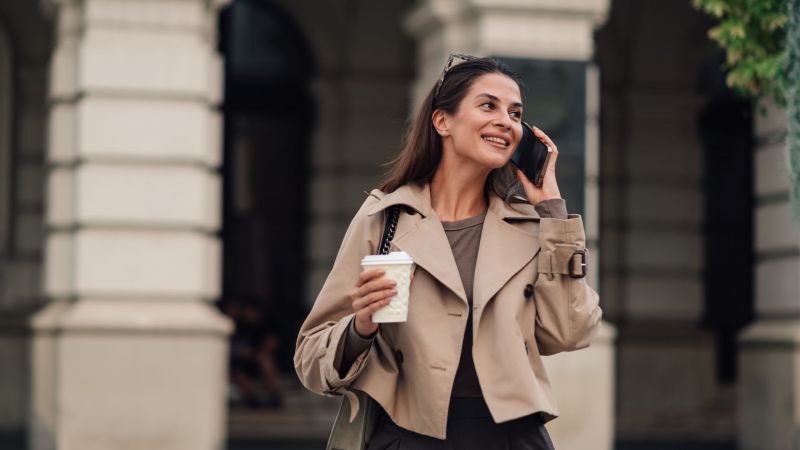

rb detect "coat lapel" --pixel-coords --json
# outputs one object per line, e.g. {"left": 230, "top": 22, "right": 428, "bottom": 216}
{"left": 472, "top": 196, "right": 539, "bottom": 311}
{"left": 364, "top": 183, "right": 541, "bottom": 308}
{"left": 366, "top": 183, "right": 467, "bottom": 304}
{"left": 393, "top": 217, "right": 468, "bottom": 305}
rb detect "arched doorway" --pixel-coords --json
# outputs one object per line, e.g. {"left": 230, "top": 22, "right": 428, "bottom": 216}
{"left": 596, "top": 0, "right": 748, "bottom": 446}
{"left": 218, "top": 0, "right": 315, "bottom": 408}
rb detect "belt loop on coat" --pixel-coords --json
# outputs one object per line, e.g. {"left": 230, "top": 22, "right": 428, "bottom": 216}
{"left": 547, "top": 250, "right": 555, "bottom": 281}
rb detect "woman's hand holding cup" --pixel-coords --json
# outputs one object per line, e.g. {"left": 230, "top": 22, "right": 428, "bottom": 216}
{"left": 350, "top": 269, "right": 397, "bottom": 337}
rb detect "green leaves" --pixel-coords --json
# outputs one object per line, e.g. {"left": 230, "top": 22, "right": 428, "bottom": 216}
{"left": 694, "top": 0, "right": 729, "bottom": 17}
{"left": 692, "top": 0, "right": 788, "bottom": 102}
{"left": 695, "top": 1, "right": 800, "bottom": 223}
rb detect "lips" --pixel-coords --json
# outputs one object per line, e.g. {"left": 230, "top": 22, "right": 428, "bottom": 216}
{"left": 481, "top": 134, "right": 510, "bottom": 148}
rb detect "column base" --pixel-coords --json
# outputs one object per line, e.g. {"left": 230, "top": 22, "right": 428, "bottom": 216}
{"left": 616, "top": 321, "right": 729, "bottom": 442}
{"left": 543, "top": 320, "right": 616, "bottom": 450}
{"left": 30, "top": 299, "right": 232, "bottom": 450}
{"left": 738, "top": 319, "right": 800, "bottom": 450}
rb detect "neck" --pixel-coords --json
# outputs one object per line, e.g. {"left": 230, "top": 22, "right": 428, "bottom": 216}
{"left": 430, "top": 163, "right": 489, "bottom": 222}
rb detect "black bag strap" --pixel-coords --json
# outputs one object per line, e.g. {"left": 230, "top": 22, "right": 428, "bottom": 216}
{"left": 377, "top": 205, "right": 400, "bottom": 255}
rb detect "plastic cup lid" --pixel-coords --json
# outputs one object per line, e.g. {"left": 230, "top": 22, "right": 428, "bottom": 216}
{"left": 361, "top": 251, "right": 414, "bottom": 265}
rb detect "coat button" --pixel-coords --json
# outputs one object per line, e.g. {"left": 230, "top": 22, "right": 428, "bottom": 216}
{"left": 524, "top": 284, "right": 534, "bottom": 299}
{"left": 394, "top": 349, "right": 404, "bottom": 365}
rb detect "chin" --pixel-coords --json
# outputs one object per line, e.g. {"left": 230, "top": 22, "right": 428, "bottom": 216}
{"left": 483, "top": 155, "right": 511, "bottom": 170}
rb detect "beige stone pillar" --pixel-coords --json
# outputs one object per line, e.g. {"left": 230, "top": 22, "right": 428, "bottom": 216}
{"left": 738, "top": 100, "right": 799, "bottom": 450}
{"left": 30, "top": 1, "right": 232, "bottom": 449}
{"left": 404, "top": 1, "right": 615, "bottom": 449}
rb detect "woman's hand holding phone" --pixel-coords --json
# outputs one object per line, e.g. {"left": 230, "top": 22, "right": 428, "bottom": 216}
{"left": 515, "top": 125, "right": 562, "bottom": 205}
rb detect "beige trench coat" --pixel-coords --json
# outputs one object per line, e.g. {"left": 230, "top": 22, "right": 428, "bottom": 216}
{"left": 294, "top": 182, "right": 602, "bottom": 440}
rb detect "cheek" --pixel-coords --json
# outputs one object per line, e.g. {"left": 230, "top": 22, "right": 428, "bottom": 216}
{"left": 512, "top": 124, "right": 523, "bottom": 145}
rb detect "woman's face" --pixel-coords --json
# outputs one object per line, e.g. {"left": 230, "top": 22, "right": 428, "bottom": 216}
{"left": 438, "top": 72, "right": 524, "bottom": 171}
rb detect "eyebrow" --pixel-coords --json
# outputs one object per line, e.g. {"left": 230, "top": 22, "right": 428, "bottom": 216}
{"left": 476, "top": 93, "right": 523, "bottom": 109}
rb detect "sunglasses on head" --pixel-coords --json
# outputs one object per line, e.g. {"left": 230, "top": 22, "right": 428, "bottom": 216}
{"left": 434, "top": 53, "right": 480, "bottom": 99}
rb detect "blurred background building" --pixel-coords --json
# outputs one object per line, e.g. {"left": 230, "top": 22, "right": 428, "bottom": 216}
{"left": 0, "top": 0, "right": 794, "bottom": 449}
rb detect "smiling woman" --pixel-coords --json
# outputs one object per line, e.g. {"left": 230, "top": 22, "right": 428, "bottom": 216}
{"left": 295, "top": 54, "right": 601, "bottom": 450}
{"left": 429, "top": 74, "right": 525, "bottom": 202}
{"left": 379, "top": 57, "right": 525, "bottom": 203}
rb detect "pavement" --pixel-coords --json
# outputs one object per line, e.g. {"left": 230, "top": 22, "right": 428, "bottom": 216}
{"left": 0, "top": 379, "right": 736, "bottom": 450}
{"left": 227, "top": 439, "right": 735, "bottom": 450}
{"left": 0, "top": 430, "right": 735, "bottom": 450}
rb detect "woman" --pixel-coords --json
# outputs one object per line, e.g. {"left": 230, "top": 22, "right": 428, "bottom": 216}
{"left": 295, "top": 54, "right": 602, "bottom": 449}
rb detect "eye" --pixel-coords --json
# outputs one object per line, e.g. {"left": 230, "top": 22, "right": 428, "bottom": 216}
{"left": 510, "top": 110, "right": 522, "bottom": 120}
{"left": 480, "top": 101, "right": 495, "bottom": 109}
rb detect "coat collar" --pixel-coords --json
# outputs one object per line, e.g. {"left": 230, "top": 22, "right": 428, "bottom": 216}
{"left": 365, "top": 182, "right": 540, "bottom": 221}
{"left": 365, "top": 183, "right": 540, "bottom": 309}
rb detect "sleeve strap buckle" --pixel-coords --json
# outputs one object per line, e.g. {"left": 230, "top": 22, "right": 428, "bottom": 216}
{"left": 568, "top": 249, "right": 588, "bottom": 279}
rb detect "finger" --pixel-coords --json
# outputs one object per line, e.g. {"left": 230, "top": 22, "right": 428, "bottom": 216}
{"left": 355, "top": 297, "right": 392, "bottom": 322}
{"left": 515, "top": 169, "right": 541, "bottom": 203}
{"left": 352, "top": 288, "right": 396, "bottom": 311}
{"left": 516, "top": 169, "right": 541, "bottom": 198}
{"left": 545, "top": 146, "right": 558, "bottom": 173}
{"left": 364, "top": 297, "right": 393, "bottom": 316}
{"left": 532, "top": 126, "right": 558, "bottom": 152}
{"left": 531, "top": 132, "right": 558, "bottom": 176}
{"left": 515, "top": 168, "right": 534, "bottom": 189}
{"left": 356, "top": 268, "right": 385, "bottom": 287}
{"left": 352, "top": 288, "right": 397, "bottom": 311}
{"left": 353, "top": 277, "right": 397, "bottom": 299}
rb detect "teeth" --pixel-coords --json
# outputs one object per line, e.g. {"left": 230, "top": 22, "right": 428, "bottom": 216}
{"left": 483, "top": 136, "right": 507, "bottom": 146}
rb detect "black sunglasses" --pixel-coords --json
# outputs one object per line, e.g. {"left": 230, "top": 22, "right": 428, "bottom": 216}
{"left": 434, "top": 53, "right": 479, "bottom": 99}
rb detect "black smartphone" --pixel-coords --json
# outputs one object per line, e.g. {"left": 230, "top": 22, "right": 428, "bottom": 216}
{"left": 510, "top": 122, "right": 551, "bottom": 187}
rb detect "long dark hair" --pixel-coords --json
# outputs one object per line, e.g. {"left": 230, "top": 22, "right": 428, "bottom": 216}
{"left": 379, "top": 57, "right": 525, "bottom": 201}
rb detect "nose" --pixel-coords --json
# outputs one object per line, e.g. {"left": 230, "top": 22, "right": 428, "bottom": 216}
{"left": 492, "top": 111, "right": 513, "bottom": 130}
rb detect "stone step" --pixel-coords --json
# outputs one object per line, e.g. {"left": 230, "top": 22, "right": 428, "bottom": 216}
{"left": 228, "top": 378, "right": 341, "bottom": 440}
{"left": 616, "top": 386, "right": 736, "bottom": 442}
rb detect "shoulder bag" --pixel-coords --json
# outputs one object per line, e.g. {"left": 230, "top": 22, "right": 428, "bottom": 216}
{"left": 326, "top": 205, "right": 400, "bottom": 450}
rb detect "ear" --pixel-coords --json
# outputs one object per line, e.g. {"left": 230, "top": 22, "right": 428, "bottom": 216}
{"left": 431, "top": 109, "right": 450, "bottom": 137}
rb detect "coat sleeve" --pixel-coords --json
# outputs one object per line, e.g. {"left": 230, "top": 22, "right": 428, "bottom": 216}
{"left": 533, "top": 214, "right": 602, "bottom": 356}
{"left": 294, "top": 196, "right": 382, "bottom": 396}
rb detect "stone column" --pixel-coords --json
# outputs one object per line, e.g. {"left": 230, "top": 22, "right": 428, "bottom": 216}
{"left": 738, "top": 100, "right": 798, "bottom": 449}
{"left": 30, "top": 1, "right": 232, "bottom": 449}
{"left": 404, "top": 1, "right": 615, "bottom": 449}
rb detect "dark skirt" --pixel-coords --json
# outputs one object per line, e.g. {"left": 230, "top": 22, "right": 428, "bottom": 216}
{"left": 366, "top": 397, "right": 556, "bottom": 450}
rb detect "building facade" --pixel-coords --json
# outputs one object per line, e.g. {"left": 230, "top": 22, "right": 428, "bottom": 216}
{"left": 0, "top": 0, "right": 795, "bottom": 449}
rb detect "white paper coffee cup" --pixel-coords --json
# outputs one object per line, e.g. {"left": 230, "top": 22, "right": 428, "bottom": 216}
{"left": 360, "top": 251, "right": 414, "bottom": 323}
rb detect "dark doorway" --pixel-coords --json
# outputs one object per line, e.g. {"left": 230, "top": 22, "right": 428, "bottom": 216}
{"left": 218, "top": 0, "right": 315, "bottom": 408}
{"left": 698, "top": 44, "right": 755, "bottom": 383}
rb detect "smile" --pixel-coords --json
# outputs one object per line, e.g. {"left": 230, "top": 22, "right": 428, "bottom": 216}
{"left": 482, "top": 135, "right": 509, "bottom": 147}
